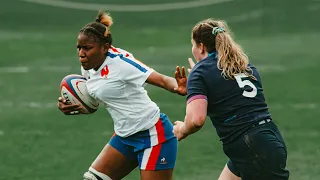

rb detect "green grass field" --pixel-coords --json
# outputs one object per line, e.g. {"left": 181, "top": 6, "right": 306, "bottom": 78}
{"left": 1, "top": 0, "right": 319, "bottom": 179}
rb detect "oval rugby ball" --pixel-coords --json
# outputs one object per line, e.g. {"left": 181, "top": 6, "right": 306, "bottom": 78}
{"left": 60, "top": 74, "right": 99, "bottom": 114}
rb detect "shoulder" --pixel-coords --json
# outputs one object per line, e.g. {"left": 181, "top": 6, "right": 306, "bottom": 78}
{"left": 189, "top": 58, "right": 214, "bottom": 79}
{"left": 187, "top": 63, "right": 206, "bottom": 87}
{"left": 189, "top": 65, "right": 204, "bottom": 81}
{"left": 248, "top": 63, "right": 262, "bottom": 79}
{"left": 108, "top": 46, "right": 134, "bottom": 59}
{"left": 107, "top": 47, "right": 151, "bottom": 76}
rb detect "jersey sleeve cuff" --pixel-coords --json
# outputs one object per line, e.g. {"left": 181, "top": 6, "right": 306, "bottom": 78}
{"left": 187, "top": 95, "right": 207, "bottom": 104}
{"left": 138, "top": 68, "right": 154, "bottom": 86}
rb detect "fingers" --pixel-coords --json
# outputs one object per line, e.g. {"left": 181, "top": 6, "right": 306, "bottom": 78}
{"left": 174, "top": 70, "right": 180, "bottom": 80}
{"left": 188, "top": 58, "right": 195, "bottom": 68}
{"left": 176, "top": 58, "right": 195, "bottom": 78}
{"left": 68, "top": 111, "right": 80, "bottom": 115}
{"left": 58, "top": 97, "right": 85, "bottom": 115}
{"left": 59, "top": 102, "right": 80, "bottom": 110}
{"left": 58, "top": 97, "right": 70, "bottom": 105}
{"left": 175, "top": 66, "right": 181, "bottom": 78}
{"left": 173, "top": 124, "right": 183, "bottom": 141}
{"left": 181, "top": 66, "right": 186, "bottom": 78}
{"left": 58, "top": 97, "right": 64, "bottom": 102}
{"left": 65, "top": 105, "right": 85, "bottom": 115}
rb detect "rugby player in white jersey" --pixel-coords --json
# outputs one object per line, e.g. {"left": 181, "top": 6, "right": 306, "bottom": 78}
{"left": 57, "top": 11, "right": 187, "bottom": 180}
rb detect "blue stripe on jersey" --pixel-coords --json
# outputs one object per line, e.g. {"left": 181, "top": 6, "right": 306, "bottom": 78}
{"left": 107, "top": 52, "right": 148, "bottom": 73}
{"left": 224, "top": 115, "right": 237, "bottom": 123}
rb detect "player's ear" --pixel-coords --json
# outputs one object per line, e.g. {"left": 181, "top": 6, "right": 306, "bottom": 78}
{"left": 199, "top": 43, "right": 206, "bottom": 54}
{"left": 102, "top": 43, "right": 109, "bottom": 54}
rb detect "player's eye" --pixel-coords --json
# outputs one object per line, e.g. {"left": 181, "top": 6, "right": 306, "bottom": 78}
{"left": 76, "top": 45, "right": 92, "bottom": 51}
{"left": 83, "top": 46, "right": 92, "bottom": 51}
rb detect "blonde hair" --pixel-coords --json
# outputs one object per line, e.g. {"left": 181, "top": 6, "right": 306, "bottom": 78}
{"left": 95, "top": 10, "right": 113, "bottom": 37}
{"left": 192, "top": 19, "right": 255, "bottom": 80}
{"left": 80, "top": 10, "right": 113, "bottom": 45}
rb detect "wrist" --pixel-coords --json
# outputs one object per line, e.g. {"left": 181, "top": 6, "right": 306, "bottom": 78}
{"left": 180, "top": 123, "right": 190, "bottom": 137}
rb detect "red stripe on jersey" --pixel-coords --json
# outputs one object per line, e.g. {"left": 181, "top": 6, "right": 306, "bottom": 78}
{"left": 155, "top": 118, "right": 166, "bottom": 144}
{"left": 110, "top": 46, "right": 120, "bottom": 53}
{"left": 145, "top": 144, "right": 162, "bottom": 170}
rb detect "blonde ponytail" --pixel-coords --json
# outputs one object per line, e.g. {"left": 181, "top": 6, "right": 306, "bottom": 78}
{"left": 192, "top": 19, "right": 256, "bottom": 80}
{"left": 96, "top": 10, "right": 113, "bottom": 37}
{"left": 215, "top": 32, "right": 255, "bottom": 80}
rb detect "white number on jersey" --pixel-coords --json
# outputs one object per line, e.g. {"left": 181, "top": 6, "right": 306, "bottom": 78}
{"left": 234, "top": 73, "right": 257, "bottom": 98}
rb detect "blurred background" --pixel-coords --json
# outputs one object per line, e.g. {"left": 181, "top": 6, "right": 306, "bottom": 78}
{"left": 0, "top": 0, "right": 319, "bottom": 179}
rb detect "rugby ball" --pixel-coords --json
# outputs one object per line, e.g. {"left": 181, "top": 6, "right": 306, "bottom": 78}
{"left": 60, "top": 74, "right": 99, "bottom": 114}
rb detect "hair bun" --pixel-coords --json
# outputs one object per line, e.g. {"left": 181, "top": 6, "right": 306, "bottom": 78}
{"left": 96, "top": 10, "right": 113, "bottom": 27}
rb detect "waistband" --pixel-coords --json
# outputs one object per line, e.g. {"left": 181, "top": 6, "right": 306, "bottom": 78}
{"left": 251, "top": 118, "right": 272, "bottom": 128}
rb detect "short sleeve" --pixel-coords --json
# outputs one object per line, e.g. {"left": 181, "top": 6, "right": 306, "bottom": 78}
{"left": 186, "top": 68, "right": 208, "bottom": 104}
{"left": 117, "top": 54, "right": 154, "bottom": 86}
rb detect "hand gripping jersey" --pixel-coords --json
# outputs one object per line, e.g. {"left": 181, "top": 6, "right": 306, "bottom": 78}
{"left": 81, "top": 46, "right": 160, "bottom": 137}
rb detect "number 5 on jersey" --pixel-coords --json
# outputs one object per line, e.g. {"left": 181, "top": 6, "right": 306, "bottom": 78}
{"left": 234, "top": 73, "right": 257, "bottom": 98}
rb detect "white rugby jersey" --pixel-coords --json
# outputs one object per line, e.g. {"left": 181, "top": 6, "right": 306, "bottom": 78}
{"left": 81, "top": 46, "right": 160, "bottom": 137}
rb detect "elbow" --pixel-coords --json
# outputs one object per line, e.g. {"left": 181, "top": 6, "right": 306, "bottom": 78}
{"left": 193, "top": 115, "right": 206, "bottom": 128}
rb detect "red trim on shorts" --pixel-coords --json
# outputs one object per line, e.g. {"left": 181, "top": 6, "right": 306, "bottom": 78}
{"left": 111, "top": 132, "right": 116, "bottom": 138}
{"left": 155, "top": 118, "right": 166, "bottom": 144}
{"left": 145, "top": 144, "right": 162, "bottom": 170}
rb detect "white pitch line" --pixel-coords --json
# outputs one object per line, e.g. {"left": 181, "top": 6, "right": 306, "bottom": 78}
{"left": 0, "top": 64, "right": 287, "bottom": 74}
{"left": 0, "top": 66, "right": 74, "bottom": 73}
{"left": 227, "top": 10, "right": 264, "bottom": 23}
{"left": 0, "top": 102, "right": 57, "bottom": 109}
{"left": 21, "top": 0, "right": 234, "bottom": 12}
{"left": 0, "top": 67, "right": 29, "bottom": 73}
{"left": 307, "top": 4, "right": 320, "bottom": 11}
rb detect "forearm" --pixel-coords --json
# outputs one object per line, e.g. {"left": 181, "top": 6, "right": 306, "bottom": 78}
{"left": 162, "top": 76, "right": 178, "bottom": 93}
{"left": 146, "top": 72, "right": 179, "bottom": 93}
{"left": 180, "top": 115, "right": 203, "bottom": 136}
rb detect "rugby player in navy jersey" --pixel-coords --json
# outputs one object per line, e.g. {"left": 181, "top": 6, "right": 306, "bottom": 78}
{"left": 173, "top": 19, "right": 289, "bottom": 180}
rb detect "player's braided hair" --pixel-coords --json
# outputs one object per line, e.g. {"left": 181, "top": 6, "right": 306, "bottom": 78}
{"left": 80, "top": 10, "right": 113, "bottom": 45}
{"left": 192, "top": 19, "right": 256, "bottom": 80}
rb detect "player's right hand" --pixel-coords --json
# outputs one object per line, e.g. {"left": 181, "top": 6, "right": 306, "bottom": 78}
{"left": 57, "top": 97, "right": 84, "bottom": 115}
{"left": 174, "top": 66, "right": 187, "bottom": 96}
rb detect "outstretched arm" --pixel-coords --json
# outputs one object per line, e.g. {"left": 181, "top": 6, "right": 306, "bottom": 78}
{"left": 146, "top": 71, "right": 177, "bottom": 93}
{"left": 146, "top": 66, "right": 187, "bottom": 96}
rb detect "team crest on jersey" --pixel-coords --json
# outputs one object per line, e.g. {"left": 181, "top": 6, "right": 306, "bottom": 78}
{"left": 101, "top": 65, "right": 109, "bottom": 78}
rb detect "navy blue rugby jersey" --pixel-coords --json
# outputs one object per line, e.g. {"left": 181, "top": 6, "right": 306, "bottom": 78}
{"left": 186, "top": 52, "right": 271, "bottom": 144}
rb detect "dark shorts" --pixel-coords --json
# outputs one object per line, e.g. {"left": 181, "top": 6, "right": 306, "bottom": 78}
{"left": 224, "top": 120, "right": 290, "bottom": 180}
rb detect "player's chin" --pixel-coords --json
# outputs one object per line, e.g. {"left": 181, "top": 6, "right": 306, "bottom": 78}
{"left": 81, "top": 63, "right": 91, "bottom": 70}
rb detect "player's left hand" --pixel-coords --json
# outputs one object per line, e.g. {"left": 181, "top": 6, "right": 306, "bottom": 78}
{"left": 173, "top": 121, "right": 188, "bottom": 141}
{"left": 174, "top": 66, "right": 187, "bottom": 96}
{"left": 187, "top": 58, "right": 195, "bottom": 73}
{"left": 57, "top": 97, "right": 85, "bottom": 115}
